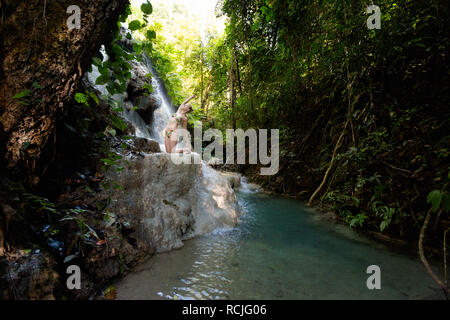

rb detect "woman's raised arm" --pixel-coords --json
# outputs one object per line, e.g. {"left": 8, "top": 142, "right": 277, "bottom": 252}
{"left": 181, "top": 94, "right": 197, "bottom": 106}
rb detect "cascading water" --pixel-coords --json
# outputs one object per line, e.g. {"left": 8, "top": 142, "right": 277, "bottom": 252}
{"left": 86, "top": 48, "right": 165, "bottom": 144}
{"left": 143, "top": 55, "right": 174, "bottom": 145}
{"left": 85, "top": 27, "right": 242, "bottom": 250}
{"left": 86, "top": 28, "right": 173, "bottom": 147}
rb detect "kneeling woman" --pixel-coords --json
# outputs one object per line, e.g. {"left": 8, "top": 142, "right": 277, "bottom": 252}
{"left": 164, "top": 94, "right": 196, "bottom": 153}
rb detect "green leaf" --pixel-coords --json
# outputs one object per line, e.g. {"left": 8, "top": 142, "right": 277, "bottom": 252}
{"left": 75, "top": 93, "right": 87, "bottom": 104}
{"left": 133, "top": 43, "right": 143, "bottom": 55}
{"left": 105, "top": 127, "right": 116, "bottom": 137}
{"left": 89, "top": 92, "right": 99, "bottom": 105}
{"left": 64, "top": 255, "right": 78, "bottom": 264}
{"left": 95, "top": 74, "right": 110, "bottom": 85}
{"left": 441, "top": 193, "right": 450, "bottom": 213}
{"left": 110, "top": 115, "right": 128, "bottom": 131}
{"left": 427, "top": 190, "right": 442, "bottom": 212}
{"left": 146, "top": 30, "right": 156, "bottom": 40}
{"left": 141, "top": 2, "right": 153, "bottom": 15}
{"left": 128, "top": 20, "right": 141, "bottom": 31}
{"left": 118, "top": 6, "right": 131, "bottom": 23}
{"left": 101, "top": 158, "right": 116, "bottom": 165}
{"left": 144, "top": 42, "right": 153, "bottom": 53}
{"left": 92, "top": 57, "right": 103, "bottom": 66}
{"left": 32, "top": 81, "right": 42, "bottom": 89}
{"left": 124, "top": 72, "right": 132, "bottom": 80}
{"left": 13, "top": 90, "right": 31, "bottom": 99}
{"left": 112, "top": 182, "right": 123, "bottom": 190}
{"left": 106, "top": 84, "right": 116, "bottom": 95}
{"left": 125, "top": 53, "right": 136, "bottom": 61}
{"left": 98, "top": 66, "right": 109, "bottom": 75}
{"left": 111, "top": 43, "right": 125, "bottom": 58}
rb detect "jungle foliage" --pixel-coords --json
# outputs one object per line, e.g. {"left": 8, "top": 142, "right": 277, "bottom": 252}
{"left": 142, "top": 0, "right": 450, "bottom": 245}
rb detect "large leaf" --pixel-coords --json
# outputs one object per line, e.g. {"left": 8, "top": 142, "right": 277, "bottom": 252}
{"left": 441, "top": 192, "right": 450, "bottom": 213}
{"left": 98, "top": 65, "right": 109, "bottom": 75}
{"left": 74, "top": 93, "right": 87, "bottom": 104}
{"left": 133, "top": 43, "right": 143, "bottom": 55}
{"left": 380, "top": 220, "right": 388, "bottom": 232}
{"left": 95, "top": 74, "right": 110, "bottom": 85}
{"left": 128, "top": 20, "right": 141, "bottom": 31}
{"left": 146, "top": 30, "right": 156, "bottom": 40}
{"left": 427, "top": 190, "right": 442, "bottom": 212}
{"left": 141, "top": 2, "right": 153, "bottom": 15}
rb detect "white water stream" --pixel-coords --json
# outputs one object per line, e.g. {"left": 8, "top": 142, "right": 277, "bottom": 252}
{"left": 86, "top": 29, "right": 241, "bottom": 240}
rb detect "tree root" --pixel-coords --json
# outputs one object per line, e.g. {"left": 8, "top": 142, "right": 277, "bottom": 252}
{"left": 444, "top": 227, "right": 450, "bottom": 289}
{"left": 308, "top": 118, "right": 349, "bottom": 206}
{"left": 418, "top": 208, "right": 449, "bottom": 297}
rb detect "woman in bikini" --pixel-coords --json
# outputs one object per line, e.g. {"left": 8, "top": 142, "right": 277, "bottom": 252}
{"left": 164, "top": 94, "right": 196, "bottom": 153}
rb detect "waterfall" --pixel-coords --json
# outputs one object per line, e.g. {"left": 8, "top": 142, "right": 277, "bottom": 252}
{"left": 143, "top": 55, "right": 174, "bottom": 144}
{"left": 84, "top": 28, "right": 242, "bottom": 250}
{"left": 86, "top": 42, "right": 172, "bottom": 147}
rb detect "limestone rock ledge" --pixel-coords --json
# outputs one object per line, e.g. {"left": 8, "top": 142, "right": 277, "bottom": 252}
{"left": 107, "top": 153, "right": 241, "bottom": 253}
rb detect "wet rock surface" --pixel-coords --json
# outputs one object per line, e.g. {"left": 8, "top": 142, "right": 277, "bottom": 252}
{"left": 0, "top": 252, "right": 60, "bottom": 300}
{"left": 125, "top": 60, "right": 161, "bottom": 124}
{"left": 219, "top": 172, "right": 242, "bottom": 189}
{"left": 128, "top": 137, "right": 161, "bottom": 154}
{"left": 106, "top": 153, "right": 241, "bottom": 253}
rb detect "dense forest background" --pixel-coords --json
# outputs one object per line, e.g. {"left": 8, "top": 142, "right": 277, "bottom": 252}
{"left": 133, "top": 0, "right": 450, "bottom": 246}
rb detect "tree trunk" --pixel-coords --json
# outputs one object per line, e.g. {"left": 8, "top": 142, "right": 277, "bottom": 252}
{"left": 233, "top": 49, "right": 242, "bottom": 95}
{"left": 229, "top": 54, "right": 237, "bottom": 130}
{"left": 201, "top": 80, "right": 213, "bottom": 110}
{"left": 0, "top": 0, "right": 129, "bottom": 185}
{"left": 418, "top": 208, "right": 449, "bottom": 295}
{"left": 200, "top": 45, "right": 204, "bottom": 108}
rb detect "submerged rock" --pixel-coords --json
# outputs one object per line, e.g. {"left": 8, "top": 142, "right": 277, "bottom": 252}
{"left": 106, "top": 153, "right": 241, "bottom": 253}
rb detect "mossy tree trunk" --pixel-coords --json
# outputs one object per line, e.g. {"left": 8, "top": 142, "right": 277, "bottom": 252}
{"left": 0, "top": 0, "right": 129, "bottom": 185}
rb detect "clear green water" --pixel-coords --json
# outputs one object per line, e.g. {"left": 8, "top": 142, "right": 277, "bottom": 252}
{"left": 116, "top": 190, "right": 442, "bottom": 300}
